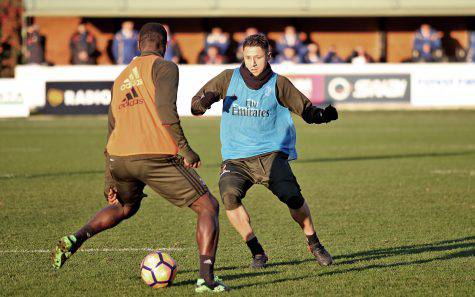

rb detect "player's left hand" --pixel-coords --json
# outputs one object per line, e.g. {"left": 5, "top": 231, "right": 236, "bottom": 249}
{"left": 323, "top": 105, "right": 338, "bottom": 123}
{"left": 107, "top": 188, "right": 119, "bottom": 205}
{"left": 184, "top": 159, "right": 201, "bottom": 168}
{"left": 181, "top": 147, "right": 201, "bottom": 168}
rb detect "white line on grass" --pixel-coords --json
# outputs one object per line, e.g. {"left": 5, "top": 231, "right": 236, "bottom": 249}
{"left": 0, "top": 174, "right": 16, "bottom": 178}
{"left": 0, "top": 247, "right": 185, "bottom": 254}
{"left": 431, "top": 169, "right": 475, "bottom": 176}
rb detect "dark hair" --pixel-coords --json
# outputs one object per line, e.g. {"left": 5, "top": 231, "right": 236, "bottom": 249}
{"left": 242, "top": 34, "right": 270, "bottom": 54}
{"left": 138, "top": 22, "right": 167, "bottom": 55}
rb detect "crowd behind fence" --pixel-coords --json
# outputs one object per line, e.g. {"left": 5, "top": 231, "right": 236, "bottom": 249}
{"left": 22, "top": 22, "right": 475, "bottom": 67}
{"left": 1, "top": 0, "right": 475, "bottom": 78}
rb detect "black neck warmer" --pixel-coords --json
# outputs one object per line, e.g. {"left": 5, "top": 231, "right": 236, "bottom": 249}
{"left": 239, "top": 62, "right": 274, "bottom": 90}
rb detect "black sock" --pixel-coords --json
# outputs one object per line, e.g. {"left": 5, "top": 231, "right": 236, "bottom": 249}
{"left": 74, "top": 225, "right": 94, "bottom": 249}
{"left": 199, "top": 255, "right": 215, "bottom": 286}
{"left": 246, "top": 236, "right": 265, "bottom": 257}
{"left": 306, "top": 233, "right": 322, "bottom": 248}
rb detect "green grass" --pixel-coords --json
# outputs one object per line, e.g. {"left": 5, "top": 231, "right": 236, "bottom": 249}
{"left": 0, "top": 111, "right": 474, "bottom": 296}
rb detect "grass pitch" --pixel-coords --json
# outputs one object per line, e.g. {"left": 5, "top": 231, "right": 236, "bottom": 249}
{"left": 0, "top": 111, "right": 474, "bottom": 296}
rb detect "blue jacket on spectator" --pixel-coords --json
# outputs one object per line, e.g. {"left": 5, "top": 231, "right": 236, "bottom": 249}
{"left": 164, "top": 40, "right": 182, "bottom": 63}
{"left": 413, "top": 27, "right": 441, "bottom": 53}
{"left": 204, "top": 29, "right": 230, "bottom": 55}
{"left": 323, "top": 50, "right": 343, "bottom": 64}
{"left": 276, "top": 36, "right": 305, "bottom": 58}
{"left": 112, "top": 30, "right": 140, "bottom": 64}
{"left": 469, "top": 32, "right": 475, "bottom": 62}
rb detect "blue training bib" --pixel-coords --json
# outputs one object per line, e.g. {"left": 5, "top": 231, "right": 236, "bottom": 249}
{"left": 220, "top": 68, "right": 297, "bottom": 161}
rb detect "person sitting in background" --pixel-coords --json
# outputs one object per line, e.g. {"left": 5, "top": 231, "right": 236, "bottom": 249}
{"left": 347, "top": 46, "right": 374, "bottom": 64}
{"left": 25, "top": 24, "right": 45, "bottom": 64}
{"left": 70, "top": 23, "right": 97, "bottom": 65}
{"left": 468, "top": 32, "right": 475, "bottom": 63}
{"left": 414, "top": 43, "right": 437, "bottom": 62}
{"left": 112, "top": 21, "right": 140, "bottom": 64}
{"left": 236, "top": 27, "right": 259, "bottom": 61}
{"left": 205, "top": 27, "right": 230, "bottom": 56}
{"left": 0, "top": 39, "right": 11, "bottom": 75}
{"left": 412, "top": 24, "right": 443, "bottom": 62}
{"left": 275, "top": 46, "right": 301, "bottom": 64}
{"left": 302, "top": 43, "right": 321, "bottom": 64}
{"left": 323, "top": 45, "right": 343, "bottom": 63}
{"left": 163, "top": 24, "right": 183, "bottom": 64}
{"left": 276, "top": 26, "right": 305, "bottom": 59}
{"left": 199, "top": 45, "right": 226, "bottom": 64}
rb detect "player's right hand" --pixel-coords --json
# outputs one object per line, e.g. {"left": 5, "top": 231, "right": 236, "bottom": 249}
{"left": 200, "top": 91, "right": 220, "bottom": 109}
{"left": 107, "top": 188, "right": 119, "bottom": 205}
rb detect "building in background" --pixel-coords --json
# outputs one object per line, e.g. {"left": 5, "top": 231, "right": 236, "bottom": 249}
{"left": 6, "top": 0, "right": 475, "bottom": 67}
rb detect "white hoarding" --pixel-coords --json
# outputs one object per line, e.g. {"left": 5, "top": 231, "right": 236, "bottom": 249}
{"left": 0, "top": 79, "right": 29, "bottom": 118}
{"left": 14, "top": 63, "right": 475, "bottom": 115}
{"left": 412, "top": 65, "right": 475, "bottom": 106}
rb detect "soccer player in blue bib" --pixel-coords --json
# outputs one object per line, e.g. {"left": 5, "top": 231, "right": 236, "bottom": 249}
{"left": 191, "top": 34, "right": 338, "bottom": 268}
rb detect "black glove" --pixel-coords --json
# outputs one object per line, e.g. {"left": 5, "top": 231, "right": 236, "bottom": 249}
{"left": 322, "top": 105, "right": 338, "bottom": 123}
{"left": 310, "top": 105, "right": 338, "bottom": 124}
{"left": 200, "top": 91, "right": 220, "bottom": 110}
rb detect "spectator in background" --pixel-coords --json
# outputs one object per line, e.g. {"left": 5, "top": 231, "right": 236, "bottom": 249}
{"left": 441, "top": 30, "right": 466, "bottom": 62}
{"left": 302, "top": 43, "right": 321, "bottom": 63}
{"left": 0, "top": 40, "right": 11, "bottom": 73}
{"left": 347, "top": 46, "right": 374, "bottom": 64}
{"left": 205, "top": 27, "right": 230, "bottom": 55}
{"left": 323, "top": 45, "right": 343, "bottom": 63}
{"left": 275, "top": 46, "right": 301, "bottom": 64}
{"left": 235, "top": 27, "right": 258, "bottom": 61}
{"left": 412, "top": 24, "right": 443, "bottom": 62}
{"left": 70, "top": 23, "right": 97, "bottom": 65}
{"left": 414, "top": 43, "right": 436, "bottom": 62}
{"left": 25, "top": 24, "right": 45, "bottom": 64}
{"left": 468, "top": 32, "right": 475, "bottom": 62}
{"left": 112, "top": 21, "right": 140, "bottom": 64}
{"left": 163, "top": 24, "right": 183, "bottom": 63}
{"left": 199, "top": 45, "right": 226, "bottom": 64}
{"left": 276, "top": 26, "right": 305, "bottom": 59}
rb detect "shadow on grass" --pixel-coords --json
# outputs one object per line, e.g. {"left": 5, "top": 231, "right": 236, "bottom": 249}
{"left": 172, "top": 270, "right": 279, "bottom": 287}
{"left": 297, "top": 150, "right": 475, "bottom": 164}
{"left": 218, "top": 236, "right": 475, "bottom": 290}
{"left": 232, "top": 249, "right": 474, "bottom": 290}
{"left": 334, "top": 236, "right": 475, "bottom": 265}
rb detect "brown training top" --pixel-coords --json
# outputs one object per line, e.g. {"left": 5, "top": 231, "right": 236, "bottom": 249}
{"left": 106, "top": 51, "right": 195, "bottom": 158}
{"left": 191, "top": 69, "right": 316, "bottom": 123}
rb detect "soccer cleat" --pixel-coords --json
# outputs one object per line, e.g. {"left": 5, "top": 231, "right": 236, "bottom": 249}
{"left": 51, "top": 235, "right": 78, "bottom": 269}
{"left": 250, "top": 253, "right": 268, "bottom": 269}
{"left": 308, "top": 243, "right": 333, "bottom": 266}
{"left": 195, "top": 276, "right": 230, "bottom": 293}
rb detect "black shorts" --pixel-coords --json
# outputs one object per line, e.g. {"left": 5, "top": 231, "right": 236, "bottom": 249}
{"left": 218, "top": 151, "right": 302, "bottom": 210}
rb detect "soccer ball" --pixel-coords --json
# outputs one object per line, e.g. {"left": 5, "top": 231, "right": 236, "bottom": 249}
{"left": 140, "top": 251, "right": 177, "bottom": 288}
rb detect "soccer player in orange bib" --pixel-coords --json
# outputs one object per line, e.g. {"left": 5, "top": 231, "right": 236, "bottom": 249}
{"left": 51, "top": 23, "right": 228, "bottom": 293}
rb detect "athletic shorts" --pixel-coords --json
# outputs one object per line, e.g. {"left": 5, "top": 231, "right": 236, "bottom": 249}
{"left": 218, "top": 151, "right": 302, "bottom": 210}
{"left": 104, "top": 154, "right": 208, "bottom": 207}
